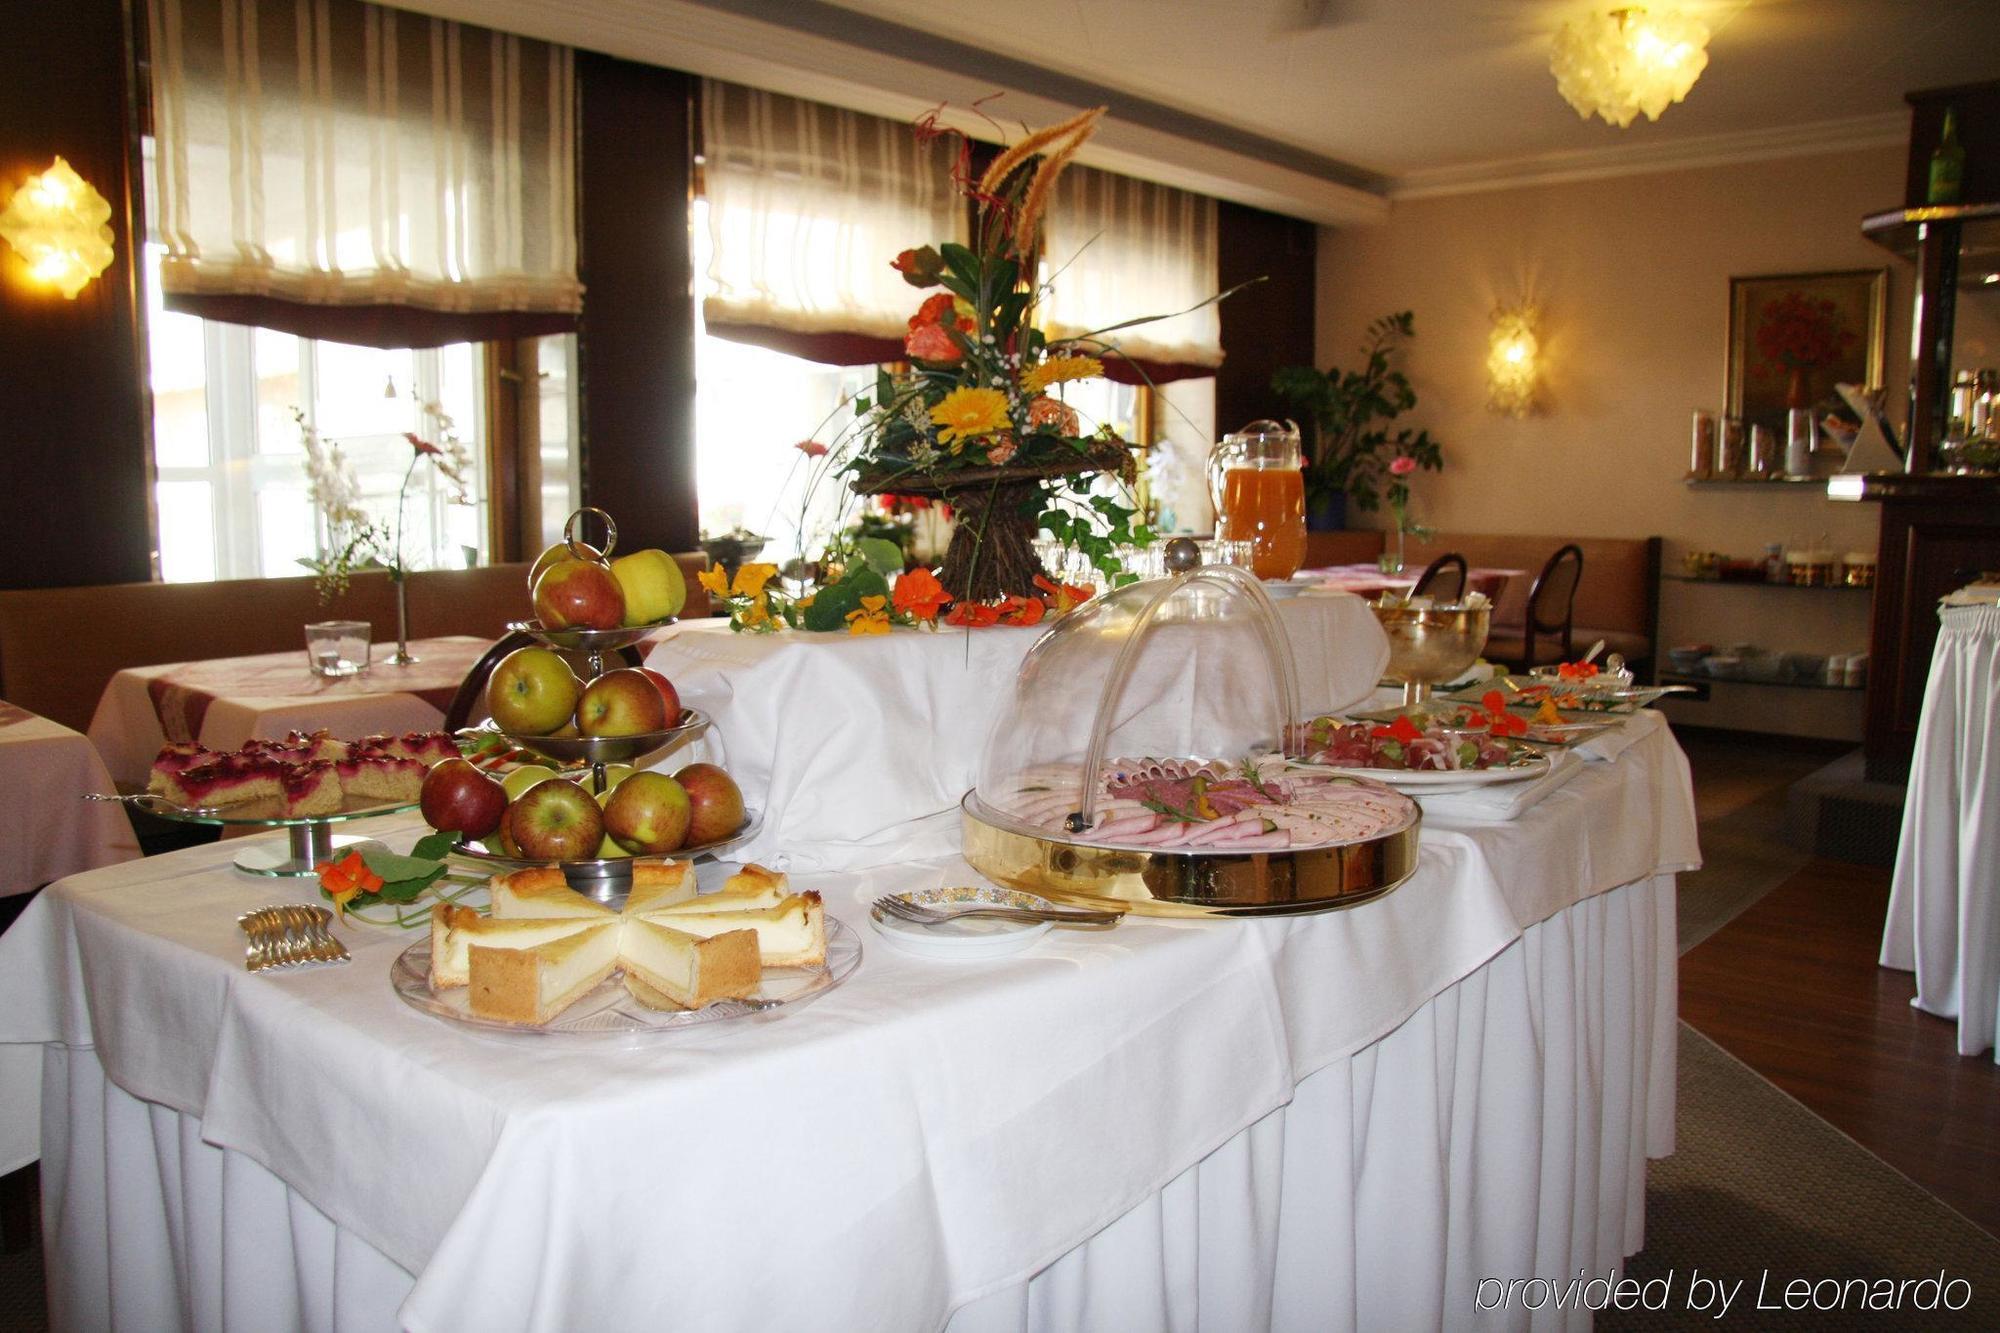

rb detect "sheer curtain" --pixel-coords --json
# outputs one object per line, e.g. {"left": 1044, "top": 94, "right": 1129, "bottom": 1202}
{"left": 1040, "top": 165, "right": 1223, "bottom": 384}
{"left": 147, "top": 0, "right": 580, "bottom": 348}
{"left": 700, "top": 80, "right": 966, "bottom": 364}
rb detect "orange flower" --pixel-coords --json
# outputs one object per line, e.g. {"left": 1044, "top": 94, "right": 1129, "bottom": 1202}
{"left": 1032, "top": 573, "right": 1093, "bottom": 614}
{"left": 945, "top": 601, "right": 1002, "bottom": 628}
{"left": 845, "top": 594, "right": 891, "bottom": 636}
{"left": 998, "top": 595, "right": 1046, "bottom": 627}
{"left": 909, "top": 292, "right": 959, "bottom": 327}
{"left": 893, "top": 567, "right": 952, "bottom": 622}
{"left": 905, "top": 321, "right": 963, "bottom": 363}
{"left": 317, "top": 849, "right": 383, "bottom": 916}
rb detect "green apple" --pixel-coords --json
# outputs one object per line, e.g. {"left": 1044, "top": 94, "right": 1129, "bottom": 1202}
{"left": 596, "top": 831, "right": 632, "bottom": 858}
{"left": 603, "top": 771, "right": 691, "bottom": 854}
{"left": 591, "top": 765, "right": 637, "bottom": 807}
{"left": 488, "top": 647, "right": 583, "bottom": 736}
{"left": 501, "top": 764, "right": 563, "bottom": 802}
{"left": 610, "top": 548, "right": 688, "bottom": 625}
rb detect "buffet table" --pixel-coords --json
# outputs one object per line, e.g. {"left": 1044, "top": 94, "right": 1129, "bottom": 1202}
{"left": 0, "top": 704, "right": 1698, "bottom": 1330}
{"left": 1881, "top": 596, "right": 2000, "bottom": 1060}
{"left": 0, "top": 701, "right": 140, "bottom": 1178}
{"left": 86, "top": 636, "right": 490, "bottom": 788}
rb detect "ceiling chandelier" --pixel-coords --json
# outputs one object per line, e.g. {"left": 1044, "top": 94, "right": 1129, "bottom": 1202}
{"left": 1550, "top": 7, "right": 1711, "bottom": 128}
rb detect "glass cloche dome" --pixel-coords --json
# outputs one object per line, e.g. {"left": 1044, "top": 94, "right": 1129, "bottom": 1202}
{"left": 961, "top": 545, "right": 1420, "bottom": 916}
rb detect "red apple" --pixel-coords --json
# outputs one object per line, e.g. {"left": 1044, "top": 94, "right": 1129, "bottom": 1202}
{"left": 602, "top": 772, "right": 692, "bottom": 854}
{"left": 509, "top": 779, "right": 605, "bottom": 861}
{"left": 534, "top": 558, "right": 626, "bottom": 631}
{"left": 494, "top": 803, "right": 525, "bottom": 858}
{"left": 420, "top": 758, "right": 508, "bottom": 839}
{"left": 638, "top": 668, "right": 682, "bottom": 723}
{"left": 528, "top": 539, "right": 604, "bottom": 592}
{"left": 577, "top": 668, "right": 669, "bottom": 737}
{"left": 675, "top": 762, "right": 745, "bottom": 847}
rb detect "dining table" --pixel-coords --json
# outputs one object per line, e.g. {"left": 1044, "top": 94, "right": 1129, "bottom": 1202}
{"left": 0, "top": 613, "right": 1701, "bottom": 1331}
{"left": 1299, "top": 561, "right": 1525, "bottom": 604}
{"left": 1880, "top": 585, "right": 2000, "bottom": 1061}
{"left": 85, "top": 635, "right": 493, "bottom": 788}
{"left": 0, "top": 699, "right": 141, "bottom": 1179}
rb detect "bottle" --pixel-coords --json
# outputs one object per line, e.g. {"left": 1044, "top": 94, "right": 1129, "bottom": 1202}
{"left": 1762, "top": 541, "right": 1785, "bottom": 584}
{"left": 1928, "top": 108, "right": 1964, "bottom": 206}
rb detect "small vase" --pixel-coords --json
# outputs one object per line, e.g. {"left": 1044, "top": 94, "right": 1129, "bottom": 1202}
{"left": 1785, "top": 366, "right": 1809, "bottom": 411}
{"left": 1377, "top": 529, "right": 1407, "bottom": 575}
{"left": 386, "top": 575, "right": 419, "bottom": 665}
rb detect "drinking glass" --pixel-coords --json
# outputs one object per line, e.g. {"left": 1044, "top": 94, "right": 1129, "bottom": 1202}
{"left": 305, "top": 620, "right": 371, "bottom": 677}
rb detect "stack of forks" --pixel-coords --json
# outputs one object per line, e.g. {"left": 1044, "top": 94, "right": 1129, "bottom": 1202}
{"left": 239, "top": 905, "right": 350, "bottom": 972}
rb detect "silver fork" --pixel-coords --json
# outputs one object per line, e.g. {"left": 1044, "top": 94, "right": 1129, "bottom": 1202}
{"left": 872, "top": 895, "right": 1122, "bottom": 927}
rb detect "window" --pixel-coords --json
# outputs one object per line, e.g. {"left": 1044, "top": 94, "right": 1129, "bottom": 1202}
{"left": 145, "top": 243, "right": 493, "bottom": 583}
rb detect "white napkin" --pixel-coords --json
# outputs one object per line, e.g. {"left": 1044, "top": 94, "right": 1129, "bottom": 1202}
{"left": 1419, "top": 750, "right": 1586, "bottom": 823}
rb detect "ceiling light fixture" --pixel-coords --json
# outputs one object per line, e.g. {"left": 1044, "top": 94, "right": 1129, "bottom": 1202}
{"left": 0, "top": 157, "right": 115, "bottom": 298}
{"left": 1550, "top": 7, "right": 1710, "bottom": 129}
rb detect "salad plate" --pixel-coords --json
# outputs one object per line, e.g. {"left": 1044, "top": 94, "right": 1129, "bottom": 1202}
{"left": 1287, "top": 754, "right": 1549, "bottom": 793}
{"left": 1289, "top": 713, "right": 1549, "bottom": 792}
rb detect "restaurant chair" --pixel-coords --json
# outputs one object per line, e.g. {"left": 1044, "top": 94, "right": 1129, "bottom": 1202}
{"left": 443, "top": 632, "right": 644, "bottom": 733}
{"left": 1411, "top": 552, "right": 1468, "bottom": 602}
{"left": 1484, "top": 544, "right": 1584, "bottom": 672}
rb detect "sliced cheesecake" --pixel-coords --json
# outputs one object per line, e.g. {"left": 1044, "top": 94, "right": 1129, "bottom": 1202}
{"left": 468, "top": 922, "right": 621, "bottom": 1025}
{"left": 638, "top": 891, "right": 825, "bottom": 968}
{"left": 427, "top": 903, "right": 602, "bottom": 990}
{"left": 489, "top": 867, "right": 617, "bottom": 920}
{"left": 620, "top": 860, "right": 697, "bottom": 915}
{"left": 620, "top": 921, "right": 761, "bottom": 1009}
{"left": 644, "top": 863, "right": 789, "bottom": 916}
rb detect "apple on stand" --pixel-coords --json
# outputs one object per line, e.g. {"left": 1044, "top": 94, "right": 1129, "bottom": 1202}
{"left": 528, "top": 540, "right": 604, "bottom": 592}
{"left": 534, "top": 558, "right": 626, "bottom": 631}
{"left": 590, "top": 764, "right": 637, "bottom": 801}
{"left": 603, "top": 772, "right": 691, "bottom": 854}
{"left": 509, "top": 779, "right": 606, "bottom": 861}
{"left": 494, "top": 805, "right": 525, "bottom": 857}
{"left": 420, "top": 758, "right": 509, "bottom": 840}
{"left": 488, "top": 648, "right": 583, "bottom": 736}
{"left": 577, "top": 668, "right": 668, "bottom": 737}
{"left": 501, "top": 765, "right": 563, "bottom": 802}
{"left": 637, "top": 668, "right": 682, "bottom": 723}
{"left": 609, "top": 548, "right": 688, "bottom": 625}
{"left": 675, "top": 762, "right": 745, "bottom": 847}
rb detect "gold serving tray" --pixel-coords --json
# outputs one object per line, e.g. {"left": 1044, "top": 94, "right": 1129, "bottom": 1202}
{"left": 959, "top": 793, "right": 1421, "bottom": 918}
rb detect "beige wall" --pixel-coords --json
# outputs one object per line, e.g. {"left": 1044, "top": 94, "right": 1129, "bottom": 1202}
{"left": 1317, "top": 146, "right": 1914, "bottom": 738}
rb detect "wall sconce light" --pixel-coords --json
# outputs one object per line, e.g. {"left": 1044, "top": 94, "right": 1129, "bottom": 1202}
{"left": 0, "top": 157, "right": 116, "bottom": 299}
{"left": 1487, "top": 306, "right": 1540, "bottom": 417}
{"left": 1550, "top": 7, "right": 1710, "bottom": 128}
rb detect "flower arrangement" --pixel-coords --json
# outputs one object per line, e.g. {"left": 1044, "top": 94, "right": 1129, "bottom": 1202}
{"left": 299, "top": 401, "right": 473, "bottom": 602}
{"left": 788, "top": 105, "right": 1190, "bottom": 606}
{"left": 1753, "top": 292, "right": 1855, "bottom": 375}
{"left": 1272, "top": 311, "right": 1444, "bottom": 516}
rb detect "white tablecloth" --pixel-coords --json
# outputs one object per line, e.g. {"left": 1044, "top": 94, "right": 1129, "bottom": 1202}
{"left": 1881, "top": 601, "right": 2000, "bottom": 1060}
{"left": 0, "top": 708, "right": 1698, "bottom": 1330}
{"left": 641, "top": 596, "right": 1391, "bottom": 873}
{"left": 86, "top": 637, "right": 491, "bottom": 788}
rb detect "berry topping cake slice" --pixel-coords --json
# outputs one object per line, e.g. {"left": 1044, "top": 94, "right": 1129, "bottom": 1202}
{"left": 280, "top": 760, "right": 343, "bottom": 817}
{"left": 147, "top": 742, "right": 215, "bottom": 795}
{"left": 336, "top": 753, "right": 427, "bottom": 803}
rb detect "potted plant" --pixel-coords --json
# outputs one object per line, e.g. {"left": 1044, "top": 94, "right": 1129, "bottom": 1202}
{"left": 1272, "top": 311, "right": 1444, "bottom": 530}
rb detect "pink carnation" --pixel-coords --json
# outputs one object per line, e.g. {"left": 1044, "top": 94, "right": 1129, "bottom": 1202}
{"left": 795, "top": 439, "right": 829, "bottom": 457}
{"left": 984, "top": 434, "right": 1018, "bottom": 465}
{"left": 1388, "top": 455, "right": 1418, "bottom": 476}
{"left": 1026, "top": 395, "right": 1080, "bottom": 437}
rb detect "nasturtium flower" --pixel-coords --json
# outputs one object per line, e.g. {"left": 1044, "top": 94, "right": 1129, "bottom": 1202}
{"left": 1021, "top": 353, "right": 1103, "bottom": 394}
{"left": 930, "top": 387, "right": 1012, "bottom": 445}
{"left": 732, "top": 563, "right": 779, "bottom": 599}
{"left": 998, "top": 595, "right": 1046, "bottom": 627}
{"left": 1032, "top": 573, "right": 1093, "bottom": 614}
{"left": 1369, "top": 714, "right": 1424, "bottom": 745}
{"left": 893, "top": 567, "right": 952, "bottom": 622}
{"left": 945, "top": 601, "right": 1002, "bottom": 628}
{"left": 697, "top": 565, "right": 731, "bottom": 598}
{"left": 845, "top": 594, "right": 891, "bottom": 636}
{"left": 317, "top": 850, "right": 383, "bottom": 917}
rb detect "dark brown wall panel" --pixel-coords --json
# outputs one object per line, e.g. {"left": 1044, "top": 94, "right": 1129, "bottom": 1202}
{"left": 574, "top": 55, "right": 697, "bottom": 554}
{"left": 1215, "top": 201, "right": 1318, "bottom": 438}
{"left": 0, "top": 0, "right": 152, "bottom": 589}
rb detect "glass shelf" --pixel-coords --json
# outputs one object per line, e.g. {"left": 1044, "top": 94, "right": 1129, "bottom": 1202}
{"left": 1861, "top": 201, "right": 2000, "bottom": 289}
{"left": 1659, "top": 671, "right": 1863, "bottom": 694}
{"left": 1663, "top": 575, "right": 1872, "bottom": 591}
{"left": 1682, "top": 476, "right": 1835, "bottom": 490}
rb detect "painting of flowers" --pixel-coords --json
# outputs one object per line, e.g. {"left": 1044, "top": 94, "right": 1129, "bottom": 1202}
{"left": 1726, "top": 268, "right": 1886, "bottom": 438}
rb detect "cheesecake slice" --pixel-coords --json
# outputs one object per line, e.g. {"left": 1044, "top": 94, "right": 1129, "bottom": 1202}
{"left": 467, "top": 922, "right": 621, "bottom": 1025}
{"left": 489, "top": 867, "right": 617, "bottom": 920}
{"left": 620, "top": 860, "right": 697, "bottom": 916}
{"left": 620, "top": 921, "right": 761, "bottom": 1009}
{"left": 638, "top": 892, "right": 825, "bottom": 968}
{"left": 427, "top": 903, "right": 602, "bottom": 990}
{"left": 644, "top": 863, "right": 789, "bottom": 916}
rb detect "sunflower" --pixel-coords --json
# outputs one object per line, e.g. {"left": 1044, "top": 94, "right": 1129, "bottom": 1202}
{"left": 1021, "top": 353, "right": 1103, "bottom": 395}
{"left": 929, "top": 387, "right": 1012, "bottom": 446}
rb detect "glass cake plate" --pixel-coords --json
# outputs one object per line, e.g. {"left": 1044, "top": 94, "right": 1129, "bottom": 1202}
{"left": 389, "top": 916, "right": 862, "bottom": 1042}
{"left": 98, "top": 792, "right": 419, "bottom": 877}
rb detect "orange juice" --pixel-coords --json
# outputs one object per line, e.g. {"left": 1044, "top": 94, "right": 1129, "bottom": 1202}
{"left": 1218, "top": 467, "right": 1306, "bottom": 580}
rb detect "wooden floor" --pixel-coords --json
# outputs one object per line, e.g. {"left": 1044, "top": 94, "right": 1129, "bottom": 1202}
{"left": 1677, "top": 735, "right": 2000, "bottom": 1239}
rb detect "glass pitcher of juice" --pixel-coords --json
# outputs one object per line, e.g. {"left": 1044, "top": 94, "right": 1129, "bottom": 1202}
{"left": 1209, "top": 419, "right": 1307, "bottom": 581}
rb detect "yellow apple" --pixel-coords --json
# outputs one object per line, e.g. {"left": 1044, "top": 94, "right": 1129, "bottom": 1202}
{"left": 596, "top": 831, "right": 632, "bottom": 858}
{"left": 610, "top": 548, "right": 688, "bottom": 625}
{"left": 501, "top": 765, "right": 562, "bottom": 801}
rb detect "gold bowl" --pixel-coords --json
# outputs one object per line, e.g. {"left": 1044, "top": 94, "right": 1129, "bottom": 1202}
{"left": 1369, "top": 602, "right": 1492, "bottom": 705}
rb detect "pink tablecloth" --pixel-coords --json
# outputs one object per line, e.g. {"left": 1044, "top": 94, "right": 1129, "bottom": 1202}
{"left": 0, "top": 702, "right": 140, "bottom": 897}
{"left": 86, "top": 635, "right": 491, "bottom": 788}
{"left": 1301, "top": 562, "right": 1524, "bottom": 608}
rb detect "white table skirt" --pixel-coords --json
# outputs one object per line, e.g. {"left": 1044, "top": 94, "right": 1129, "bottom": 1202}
{"left": 38, "top": 871, "right": 1675, "bottom": 1333}
{"left": 1881, "top": 601, "right": 2000, "bottom": 1060}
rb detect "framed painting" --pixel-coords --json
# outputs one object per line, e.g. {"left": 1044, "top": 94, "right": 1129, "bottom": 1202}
{"left": 1725, "top": 268, "right": 1888, "bottom": 438}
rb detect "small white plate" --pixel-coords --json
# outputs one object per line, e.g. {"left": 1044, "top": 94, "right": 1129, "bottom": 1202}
{"left": 1287, "top": 751, "right": 1550, "bottom": 794}
{"left": 1260, "top": 580, "right": 1307, "bottom": 599}
{"left": 869, "top": 885, "right": 1053, "bottom": 961}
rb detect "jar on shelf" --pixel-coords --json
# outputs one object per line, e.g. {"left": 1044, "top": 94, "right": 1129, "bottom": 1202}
{"left": 1842, "top": 553, "right": 1877, "bottom": 588}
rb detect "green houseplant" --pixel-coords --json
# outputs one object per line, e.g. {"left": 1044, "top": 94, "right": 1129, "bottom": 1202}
{"left": 1272, "top": 311, "right": 1443, "bottom": 528}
